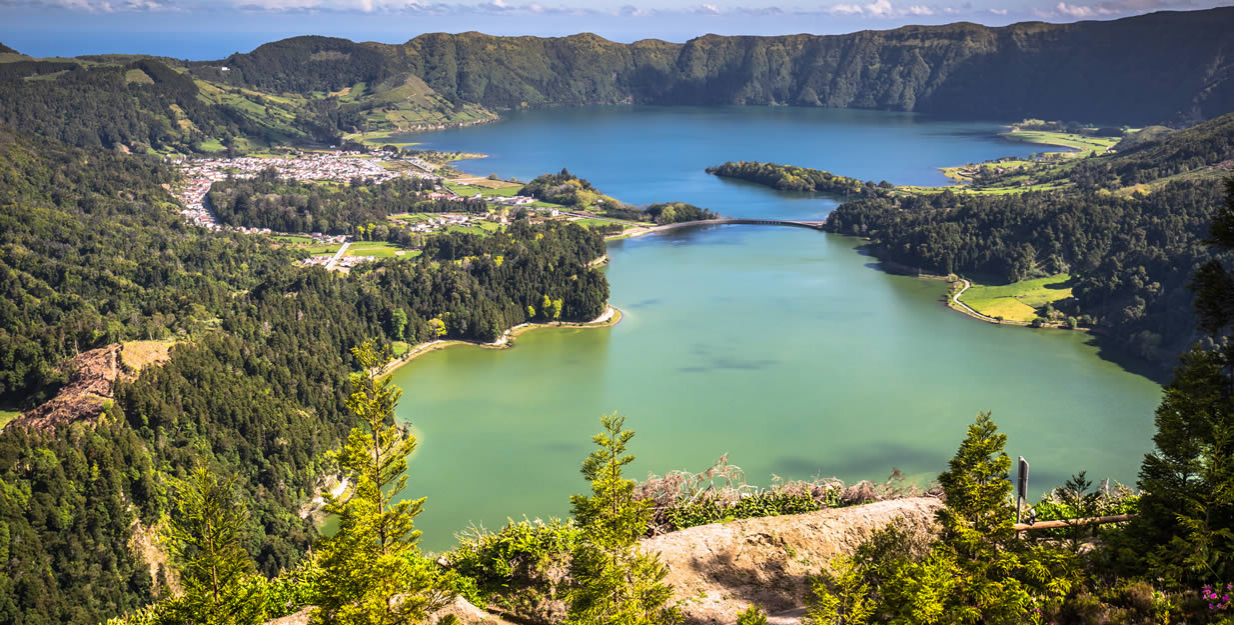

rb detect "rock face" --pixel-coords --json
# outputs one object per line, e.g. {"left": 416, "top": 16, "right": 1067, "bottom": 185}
{"left": 641, "top": 497, "right": 943, "bottom": 625}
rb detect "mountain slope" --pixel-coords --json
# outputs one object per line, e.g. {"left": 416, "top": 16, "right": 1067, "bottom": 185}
{"left": 203, "top": 8, "right": 1234, "bottom": 125}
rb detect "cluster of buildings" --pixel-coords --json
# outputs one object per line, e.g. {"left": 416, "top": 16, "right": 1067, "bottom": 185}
{"left": 179, "top": 151, "right": 437, "bottom": 185}
{"left": 402, "top": 212, "right": 498, "bottom": 234}
{"left": 485, "top": 193, "right": 538, "bottom": 207}
{"left": 171, "top": 150, "right": 440, "bottom": 233}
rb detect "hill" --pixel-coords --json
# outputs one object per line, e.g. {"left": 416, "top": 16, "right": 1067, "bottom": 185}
{"left": 0, "top": 9, "right": 1230, "bottom": 154}
{"left": 201, "top": 8, "right": 1234, "bottom": 126}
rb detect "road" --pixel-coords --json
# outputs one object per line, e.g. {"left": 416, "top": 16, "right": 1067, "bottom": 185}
{"left": 325, "top": 241, "right": 351, "bottom": 271}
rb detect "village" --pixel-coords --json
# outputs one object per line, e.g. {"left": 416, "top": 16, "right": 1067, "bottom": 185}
{"left": 170, "top": 149, "right": 561, "bottom": 270}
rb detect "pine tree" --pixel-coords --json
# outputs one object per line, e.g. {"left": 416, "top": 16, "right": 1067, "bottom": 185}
{"left": 1135, "top": 177, "right": 1234, "bottom": 583}
{"left": 566, "top": 413, "right": 679, "bottom": 625}
{"left": 163, "top": 464, "right": 265, "bottom": 625}
{"left": 929, "top": 412, "right": 1073, "bottom": 625}
{"left": 312, "top": 339, "right": 441, "bottom": 625}
{"left": 803, "top": 556, "right": 874, "bottom": 625}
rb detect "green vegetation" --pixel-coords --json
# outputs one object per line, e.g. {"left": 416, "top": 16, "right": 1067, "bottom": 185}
{"left": 566, "top": 413, "right": 679, "bottom": 625}
{"left": 707, "top": 161, "right": 888, "bottom": 198}
{"left": 159, "top": 466, "right": 266, "bottom": 624}
{"left": 208, "top": 169, "right": 437, "bottom": 239}
{"left": 519, "top": 169, "right": 624, "bottom": 213}
{"left": 444, "top": 182, "right": 522, "bottom": 197}
{"left": 345, "top": 241, "right": 416, "bottom": 258}
{"left": 314, "top": 341, "right": 448, "bottom": 623}
{"left": 270, "top": 234, "right": 315, "bottom": 245}
{"left": 0, "top": 409, "right": 18, "bottom": 428}
{"left": 829, "top": 181, "right": 1221, "bottom": 363}
{"left": 1001, "top": 129, "right": 1122, "bottom": 156}
{"left": 958, "top": 274, "right": 1073, "bottom": 323}
{"left": 1130, "top": 178, "right": 1234, "bottom": 584}
{"left": 520, "top": 170, "right": 712, "bottom": 225}
{"left": 204, "top": 11, "right": 1234, "bottom": 126}
{"left": 0, "top": 123, "right": 610, "bottom": 623}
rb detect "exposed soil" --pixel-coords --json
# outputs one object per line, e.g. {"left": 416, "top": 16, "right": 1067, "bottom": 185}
{"left": 11, "top": 341, "right": 174, "bottom": 431}
{"left": 643, "top": 497, "right": 943, "bottom": 625}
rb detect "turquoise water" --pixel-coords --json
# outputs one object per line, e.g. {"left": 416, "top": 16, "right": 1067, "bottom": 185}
{"left": 388, "top": 107, "right": 1162, "bottom": 552}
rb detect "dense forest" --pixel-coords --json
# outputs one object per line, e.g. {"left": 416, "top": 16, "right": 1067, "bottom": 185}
{"left": 827, "top": 181, "right": 1221, "bottom": 362}
{"left": 197, "top": 7, "right": 1234, "bottom": 126}
{"left": 0, "top": 123, "right": 609, "bottom": 624}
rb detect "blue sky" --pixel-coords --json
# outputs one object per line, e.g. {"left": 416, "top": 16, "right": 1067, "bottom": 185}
{"left": 1, "top": 0, "right": 1228, "bottom": 59}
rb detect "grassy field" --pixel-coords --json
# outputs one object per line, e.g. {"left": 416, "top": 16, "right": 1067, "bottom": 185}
{"left": 271, "top": 234, "right": 315, "bottom": 245}
{"left": 1001, "top": 130, "right": 1121, "bottom": 156}
{"left": 446, "top": 222, "right": 502, "bottom": 235}
{"left": 959, "top": 274, "right": 1074, "bottom": 322}
{"left": 390, "top": 212, "right": 448, "bottom": 223}
{"left": 0, "top": 409, "right": 19, "bottom": 429}
{"left": 445, "top": 181, "right": 523, "bottom": 196}
{"left": 304, "top": 243, "right": 343, "bottom": 254}
{"left": 346, "top": 241, "right": 420, "bottom": 259}
{"left": 392, "top": 341, "right": 411, "bottom": 357}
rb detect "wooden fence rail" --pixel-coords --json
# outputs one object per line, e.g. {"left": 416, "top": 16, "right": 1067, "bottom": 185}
{"left": 1014, "top": 513, "right": 1133, "bottom": 532}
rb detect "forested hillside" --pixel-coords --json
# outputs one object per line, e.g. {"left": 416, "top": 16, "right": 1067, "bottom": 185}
{"left": 829, "top": 181, "right": 1222, "bottom": 362}
{"left": 0, "top": 124, "right": 609, "bottom": 623}
{"left": 202, "top": 7, "right": 1234, "bottom": 125}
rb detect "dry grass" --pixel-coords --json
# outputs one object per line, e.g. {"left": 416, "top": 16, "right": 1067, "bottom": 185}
{"left": 636, "top": 457, "right": 939, "bottom": 535}
{"left": 120, "top": 340, "right": 176, "bottom": 372}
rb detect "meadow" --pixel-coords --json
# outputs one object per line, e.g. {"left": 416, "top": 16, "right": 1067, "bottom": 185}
{"left": 959, "top": 274, "right": 1074, "bottom": 322}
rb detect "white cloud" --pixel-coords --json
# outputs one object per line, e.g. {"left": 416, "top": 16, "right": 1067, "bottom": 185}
{"left": 864, "top": 0, "right": 894, "bottom": 15}
{"left": 827, "top": 3, "right": 865, "bottom": 14}
{"left": 906, "top": 4, "right": 934, "bottom": 14}
{"left": 696, "top": 3, "right": 720, "bottom": 15}
{"left": 989, "top": 7, "right": 1008, "bottom": 14}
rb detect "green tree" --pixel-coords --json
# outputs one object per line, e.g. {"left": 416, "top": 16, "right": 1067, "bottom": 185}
{"left": 803, "top": 556, "right": 874, "bottom": 625}
{"left": 927, "top": 412, "right": 1074, "bottom": 624}
{"left": 566, "top": 413, "right": 679, "bottom": 625}
{"left": 390, "top": 309, "right": 408, "bottom": 342}
{"left": 312, "top": 340, "right": 441, "bottom": 625}
{"left": 163, "top": 464, "right": 265, "bottom": 625}
{"left": 1135, "top": 177, "right": 1234, "bottom": 583}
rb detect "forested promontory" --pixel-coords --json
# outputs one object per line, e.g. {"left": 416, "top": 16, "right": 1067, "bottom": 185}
{"left": 707, "top": 161, "right": 889, "bottom": 198}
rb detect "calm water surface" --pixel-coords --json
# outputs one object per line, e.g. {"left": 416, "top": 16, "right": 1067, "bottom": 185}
{"left": 389, "top": 107, "right": 1162, "bottom": 551}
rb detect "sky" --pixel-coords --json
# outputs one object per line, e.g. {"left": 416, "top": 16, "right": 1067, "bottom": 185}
{"left": 0, "top": 0, "right": 1229, "bottom": 59}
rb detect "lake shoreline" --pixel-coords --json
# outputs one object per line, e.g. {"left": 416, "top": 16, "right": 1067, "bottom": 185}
{"left": 380, "top": 305, "right": 623, "bottom": 378}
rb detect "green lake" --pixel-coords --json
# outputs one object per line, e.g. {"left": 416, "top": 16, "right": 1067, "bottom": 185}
{"left": 389, "top": 107, "right": 1164, "bottom": 552}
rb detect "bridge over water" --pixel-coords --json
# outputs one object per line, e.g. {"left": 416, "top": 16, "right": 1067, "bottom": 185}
{"left": 649, "top": 218, "right": 828, "bottom": 232}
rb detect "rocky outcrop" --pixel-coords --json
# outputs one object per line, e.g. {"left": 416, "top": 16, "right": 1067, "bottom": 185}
{"left": 642, "top": 497, "right": 943, "bottom": 625}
